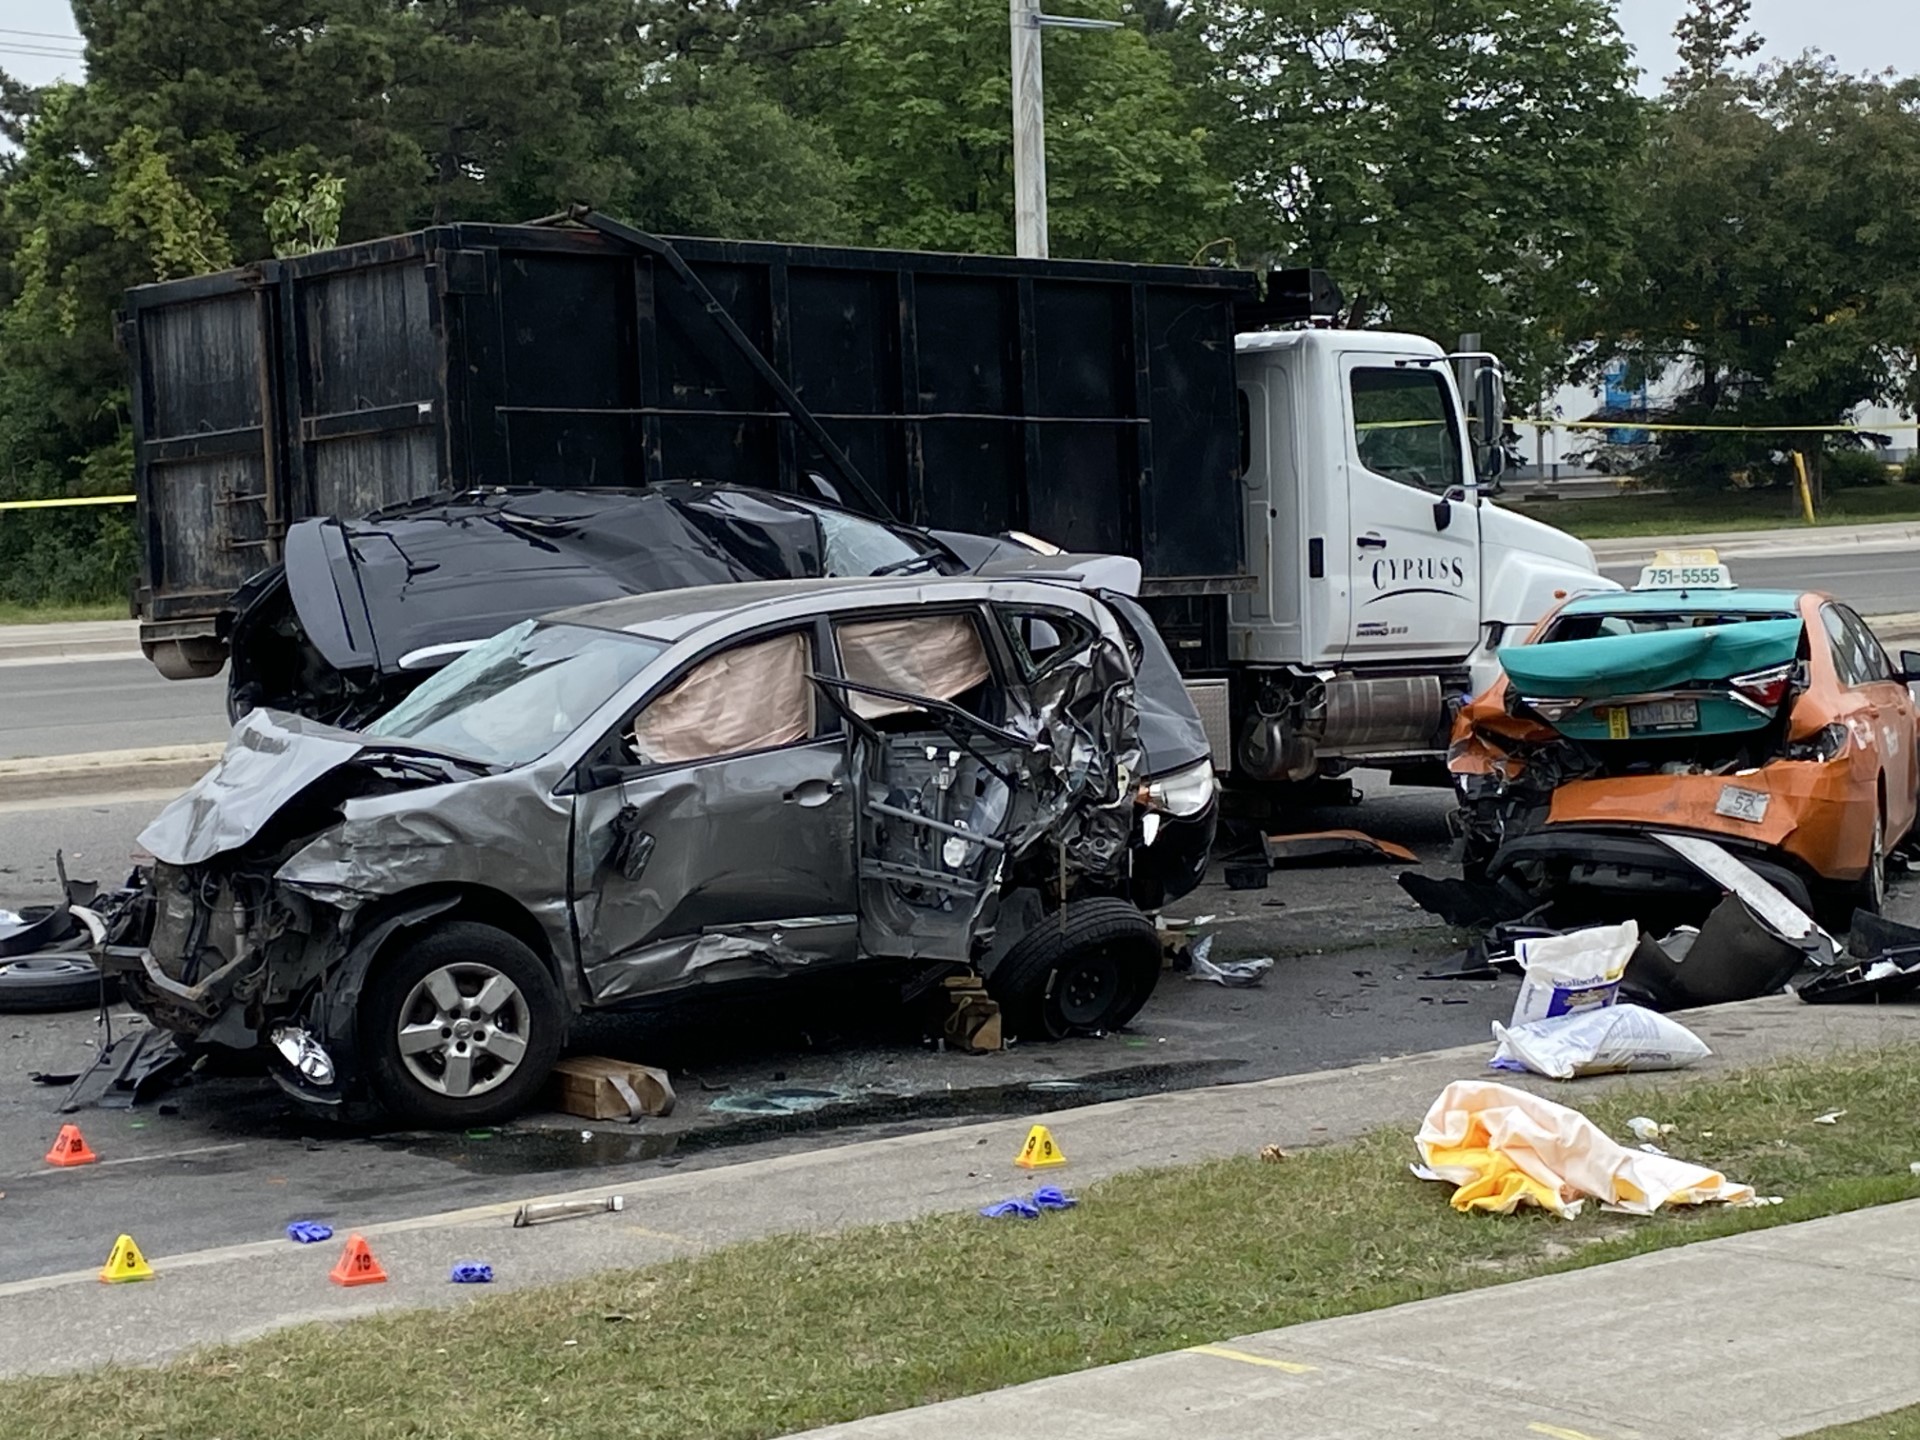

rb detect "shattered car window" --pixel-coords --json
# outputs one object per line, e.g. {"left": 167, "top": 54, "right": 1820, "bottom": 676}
{"left": 835, "top": 614, "right": 993, "bottom": 720}
{"left": 815, "top": 509, "right": 929, "bottom": 577}
{"left": 629, "top": 631, "right": 816, "bottom": 766}
{"left": 1543, "top": 609, "right": 1795, "bottom": 642}
{"left": 365, "top": 620, "right": 664, "bottom": 767}
{"left": 999, "top": 607, "right": 1098, "bottom": 674}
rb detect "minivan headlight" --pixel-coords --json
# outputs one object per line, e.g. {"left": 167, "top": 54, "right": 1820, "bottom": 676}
{"left": 1142, "top": 758, "right": 1216, "bottom": 818}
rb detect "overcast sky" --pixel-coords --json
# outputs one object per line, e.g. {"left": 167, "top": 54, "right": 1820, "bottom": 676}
{"left": 0, "top": 0, "right": 1914, "bottom": 92}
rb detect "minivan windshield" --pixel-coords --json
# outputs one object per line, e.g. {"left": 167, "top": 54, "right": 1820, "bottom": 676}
{"left": 365, "top": 621, "right": 665, "bottom": 767}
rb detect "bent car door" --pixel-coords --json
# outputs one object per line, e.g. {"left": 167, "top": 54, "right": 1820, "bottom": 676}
{"left": 568, "top": 626, "right": 859, "bottom": 1003}
{"left": 820, "top": 605, "right": 1139, "bottom": 964}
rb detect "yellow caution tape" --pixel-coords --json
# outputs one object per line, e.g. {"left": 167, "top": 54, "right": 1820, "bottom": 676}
{"left": 1520, "top": 419, "right": 1920, "bottom": 434}
{"left": 0, "top": 494, "right": 136, "bottom": 511}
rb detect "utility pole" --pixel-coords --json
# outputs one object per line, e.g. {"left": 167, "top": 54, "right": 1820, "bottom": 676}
{"left": 1009, "top": 0, "right": 1120, "bottom": 259}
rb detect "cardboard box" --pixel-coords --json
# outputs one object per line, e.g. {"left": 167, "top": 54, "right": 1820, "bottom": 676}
{"left": 941, "top": 979, "right": 1003, "bottom": 1053}
{"left": 548, "top": 1057, "right": 676, "bottom": 1121}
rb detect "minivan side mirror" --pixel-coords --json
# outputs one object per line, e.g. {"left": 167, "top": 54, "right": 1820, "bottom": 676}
{"left": 1901, "top": 650, "right": 1920, "bottom": 684}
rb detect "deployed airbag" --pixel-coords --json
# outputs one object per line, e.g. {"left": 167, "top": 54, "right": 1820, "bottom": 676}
{"left": 630, "top": 632, "right": 814, "bottom": 765}
{"left": 836, "top": 615, "right": 993, "bottom": 720}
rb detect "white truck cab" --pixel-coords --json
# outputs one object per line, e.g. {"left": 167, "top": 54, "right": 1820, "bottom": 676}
{"left": 1226, "top": 328, "right": 1615, "bottom": 787}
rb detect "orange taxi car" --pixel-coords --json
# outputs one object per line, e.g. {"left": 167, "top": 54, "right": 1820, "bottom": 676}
{"left": 1449, "top": 555, "right": 1919, "bottom": 921}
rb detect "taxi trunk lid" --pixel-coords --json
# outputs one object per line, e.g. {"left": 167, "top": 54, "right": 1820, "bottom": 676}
{"left": 1499, "top": 617, "right": 1805, "bottom": 744}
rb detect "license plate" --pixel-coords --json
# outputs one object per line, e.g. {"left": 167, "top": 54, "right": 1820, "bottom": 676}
{"left": 1625, "top": 700, "right": 1698, "bottom": 733}
{"left": 1715, "top": 785, "right": 1770, "bottom": 823}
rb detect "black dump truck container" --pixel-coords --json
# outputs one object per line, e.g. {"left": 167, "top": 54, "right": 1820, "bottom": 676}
{"left": 122, "top": 212, "right": 1259, "bottom": 678}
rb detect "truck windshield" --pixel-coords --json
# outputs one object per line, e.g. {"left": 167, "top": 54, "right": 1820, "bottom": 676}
{"left": 1351, "top": 368, "right": 1464, "bottom": 494}
{"left": 364, "top": 621, "right": 664, "bottom": 767}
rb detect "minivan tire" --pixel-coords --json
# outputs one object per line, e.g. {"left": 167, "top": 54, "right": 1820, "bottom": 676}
{"left": 987, "top": 898, "right": 1162, "bottom": 1040}
{"left": 361, "top": 921, "right": 563, "bottom": 1126}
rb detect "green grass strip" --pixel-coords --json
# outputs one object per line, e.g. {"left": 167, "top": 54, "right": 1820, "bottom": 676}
{"left": 9, "top": 1046, "right": 1920, "bottom": 1440}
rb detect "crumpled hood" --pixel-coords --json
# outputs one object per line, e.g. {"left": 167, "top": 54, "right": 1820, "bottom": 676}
{"left": 1499, "top": 618, "right": 1804, "bottom": 699}
{"left": 137, "top": 710, "right": 458, "bottom": 866}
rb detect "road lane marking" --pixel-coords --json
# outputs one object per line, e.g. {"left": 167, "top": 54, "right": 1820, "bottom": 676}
{"left": 1184, "top": 1343, "right": 1317, "bottom": 1374}
{"left": 1529, "top": 1423, "right": 1615, "bottom": 1440}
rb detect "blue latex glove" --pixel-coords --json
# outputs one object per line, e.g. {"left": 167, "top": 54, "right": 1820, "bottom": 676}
{"left": 450, "top": 1262, "right": 494, "bottom": 1284}
{"left": 286, "top": 1221, "right": 333, "bottom": 1244}
{"left": 978, "top": 1197, "right": 1041, "bottom": 1219}
{"left": 1031, "top": 1186, "right": 1077, "bottom": 1210}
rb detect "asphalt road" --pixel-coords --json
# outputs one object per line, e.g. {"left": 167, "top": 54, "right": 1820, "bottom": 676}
{"left": 0, "top": 775, "right": 1524, "bottom": 1285}
{"left": 1598, "top": 546, "right": 1920, "bottom": 617}
{"left": 0, "top": 657, "right": 227, "bottom": 762}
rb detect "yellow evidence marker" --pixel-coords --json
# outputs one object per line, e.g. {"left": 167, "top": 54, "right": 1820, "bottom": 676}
{"left": 1014, "top": 1124, "right": 1066, "bottom": 1169}
{"left": 99, "top": 1233, "right": 155, "bottom": 1283}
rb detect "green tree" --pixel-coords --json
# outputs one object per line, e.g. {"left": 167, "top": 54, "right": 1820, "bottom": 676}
{"left": 1581, "top": 0, "right": 1920, "bottom": 501}
{"left": 1193, "top": 0, "right": 1643, "bottom": 400}
{"left": 597, "top": 62, "right": 856, "bottom": 241}
{"left": 803, "top": 0, "right": 1232, "bottom": 262}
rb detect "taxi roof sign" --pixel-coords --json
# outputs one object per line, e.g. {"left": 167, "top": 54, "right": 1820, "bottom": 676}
{"left": 1634, "top": 548, "right": 1735, "bottom": 591}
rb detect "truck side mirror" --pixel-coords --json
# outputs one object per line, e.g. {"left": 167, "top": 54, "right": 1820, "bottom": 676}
{"left": 1472, "top": 364, "right": 1506, "bottom": 483}
{"left": 1473, "top": 365, "right": 1505, "bottom": 448}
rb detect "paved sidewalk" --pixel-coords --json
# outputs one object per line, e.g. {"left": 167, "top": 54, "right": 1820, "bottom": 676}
{"left": 792, "top": 1199, "right": 1920, "bottom": 1440}
{"left": 1, "top": 994, "right": 1914, "bottom": 1377}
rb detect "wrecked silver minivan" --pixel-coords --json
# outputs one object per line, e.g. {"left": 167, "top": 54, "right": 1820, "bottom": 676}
{"left": 112, "top": 576, "right": 1160, "bottom": 1124}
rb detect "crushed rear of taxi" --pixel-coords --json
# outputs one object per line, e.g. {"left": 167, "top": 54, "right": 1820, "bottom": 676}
{"left": 1447, "top": 554, "right": 1917, "bottom": 924}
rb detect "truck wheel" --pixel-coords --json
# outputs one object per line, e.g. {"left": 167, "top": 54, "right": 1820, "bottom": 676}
{"left": 987, "top": 898, "right": 1162, "bottom": 1040}
{"left": 361, "top": 922, "right": 562, "bottom": 1126}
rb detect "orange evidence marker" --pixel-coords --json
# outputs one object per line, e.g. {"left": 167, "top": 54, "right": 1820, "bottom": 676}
{"left": 329, "top": 1234, "right": 389, "bottom": 1287}
{"left": 99, "top": 1234, "right": 155, "bottom": 1283}
{"left": 45, "top": 1124, "right": 98, "bottom": 1167}
{"left": 1014, "top": 1123, "right": 1066, "bottom": 1169}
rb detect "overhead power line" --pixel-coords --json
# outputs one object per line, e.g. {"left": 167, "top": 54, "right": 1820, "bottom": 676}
{"left": 0, "top": 27, "right": 85, "bottom": 44}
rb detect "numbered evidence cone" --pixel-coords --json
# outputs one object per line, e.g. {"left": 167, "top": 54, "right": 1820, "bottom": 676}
{"left": 1014, "top": 1123, "right": 1066, "bottom": 1169}
{"left": 328, "top": 1234, "right": 389, "bottom": 1287}
{"left": 99, "top": 1234, "right": 154, "bottom": 1283}
{"left": 44, "top": 1124, "right": 98, "bottom": 1166}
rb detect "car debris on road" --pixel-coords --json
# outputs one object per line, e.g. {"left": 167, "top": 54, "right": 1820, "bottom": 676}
{"left": 1413, "top": 1080, "right": 1758, "bottom": 1219}
{"left": 96, "top": 576, "right": 1173, "bottom": 1127}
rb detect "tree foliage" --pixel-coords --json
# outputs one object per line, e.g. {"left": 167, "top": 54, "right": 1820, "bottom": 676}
{"left": 1191, "top": 0, "right": 1643, "bottom": 402}
{"left": 1580, "top": 0, "right": 1920, "bottom": 499}
{"left": 12, "top": 0, "right": 1904, "bottom": 595}
{"left": 799, "top": 0, "right": 1230, "bottom": 261}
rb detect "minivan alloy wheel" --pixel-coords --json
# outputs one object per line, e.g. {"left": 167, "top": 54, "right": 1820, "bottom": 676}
{"left": 396, "top": 962, "right": 532, "bottom": 1099}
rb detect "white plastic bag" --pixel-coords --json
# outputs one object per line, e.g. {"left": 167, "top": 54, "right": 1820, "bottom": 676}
{"left": 1509, "top": 920, "right": 1638, "bottom": 1027}
{"left": 1490, "top": 1003, "right": 1712, "bottom": 1079}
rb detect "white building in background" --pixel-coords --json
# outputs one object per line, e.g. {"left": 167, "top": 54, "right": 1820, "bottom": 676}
{"left": 1518, "top": 368, "right": 1916, "bottom": 479}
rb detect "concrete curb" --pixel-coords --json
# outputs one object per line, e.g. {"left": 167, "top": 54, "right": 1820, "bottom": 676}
{"left": 0, "top": 743, "right": 221, "bottom": 805}
{"left": 1586, "top": 520, "right": 1920, "bottom": 563}
{"left": 0, "top": 619, "right": 140, "bottom": 668}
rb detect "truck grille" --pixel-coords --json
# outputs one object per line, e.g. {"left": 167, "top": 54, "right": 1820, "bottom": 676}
{"left": 1182, "top": 679, "right": 1231, "bottom": 771}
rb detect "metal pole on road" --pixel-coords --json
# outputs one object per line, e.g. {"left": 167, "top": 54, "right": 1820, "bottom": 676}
{"left": 1010, "top": 0, "right": 1121, "bottom": 259}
